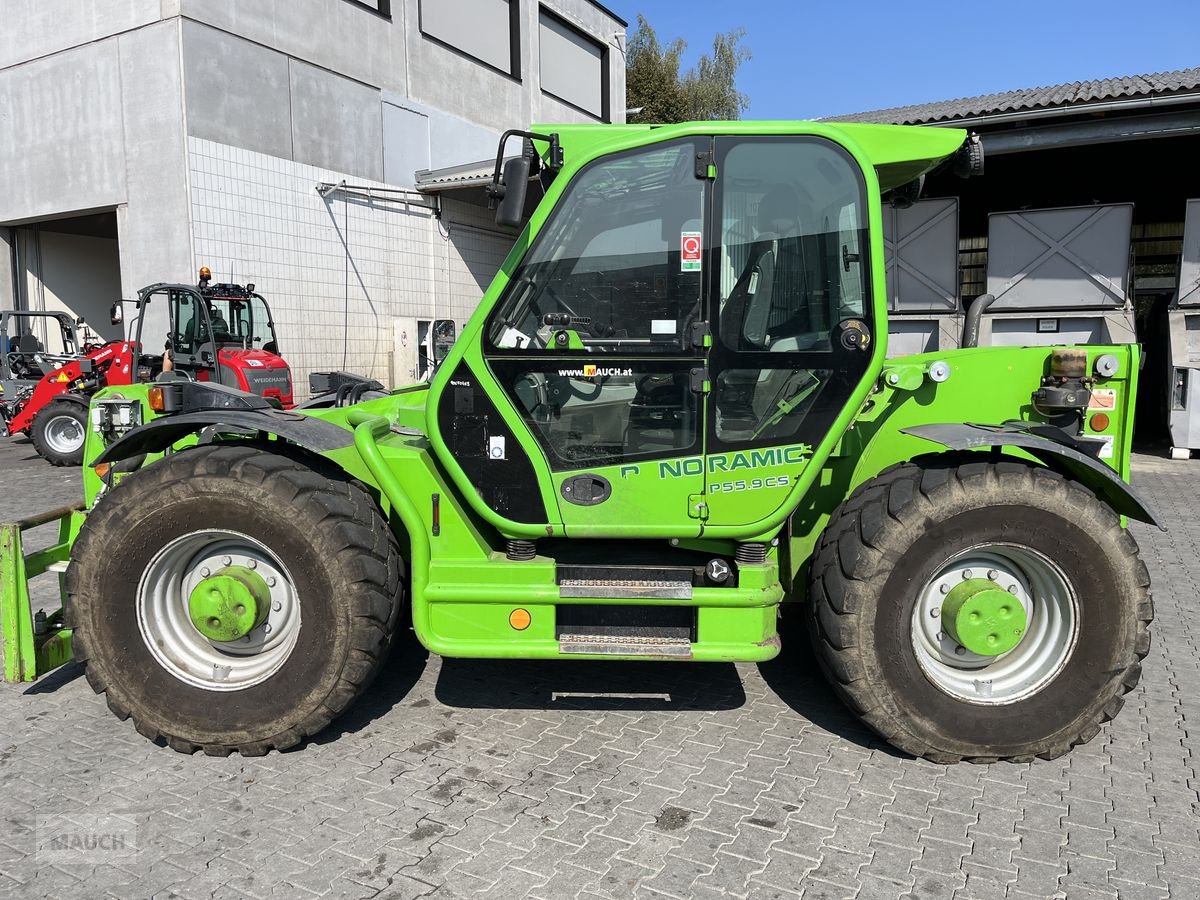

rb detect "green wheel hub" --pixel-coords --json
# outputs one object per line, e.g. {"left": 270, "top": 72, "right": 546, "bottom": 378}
{"left": 941, "top": 578, "right": 1027, "bottom": 656}
{"left": 187, "top": 566, "right": 271, "bottom": 642}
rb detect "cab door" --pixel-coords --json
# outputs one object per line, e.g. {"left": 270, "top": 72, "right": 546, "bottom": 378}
{"left": 478, "top": 138, "right": 712, "bottom": 537}
{"left": 703, "top": 135, "right": 876, "bottom": 529}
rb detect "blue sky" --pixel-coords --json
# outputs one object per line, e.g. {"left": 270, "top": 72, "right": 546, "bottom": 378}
{"left": 609, "top": 1, "right": 1200, "bottom": 120}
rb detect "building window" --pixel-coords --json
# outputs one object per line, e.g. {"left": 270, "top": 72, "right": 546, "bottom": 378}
{"left": 538, "top": 7, "right": 608, "bottom": 121}
{"left": 344, "top": 0, "right": 392, "bottom": 17}
{"left": 419, "top": 0, "right": 521, "bottom": 79}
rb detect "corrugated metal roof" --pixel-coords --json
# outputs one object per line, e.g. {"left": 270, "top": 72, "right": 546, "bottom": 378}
{"left": 415, "top": 159, "right": 503, "bottom": 192}
{"left": 829, "top": 67, "right": 1200, "bottom": 125}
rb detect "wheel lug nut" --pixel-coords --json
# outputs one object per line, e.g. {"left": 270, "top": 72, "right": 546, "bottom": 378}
{"left": 936, "top": 631, "right": 945, "bottom": 641}
{"left": 931, "top": 608, "right": 940, "bottom": 618}
{"left": 987, "top": 569, "right": 999, "bottom": 580}
{"left": 267, "top": 577, "right": 277, "bottom": 588}
{"left": 247, "top": 559, "right": 257, "bottom": 569}
{"left": 962, "top": 569, "right": 973, "bottom": 579}
{"left": 955, "top": 645, "right": 966, "bottom": 655}
{"left": 1008, "top": 585, "right": 1019, "bottom": 594}
{"left": 223, "top": 556, "right": 232, "bottom": 566}
{"left": 263, "top": 623, "right": 272, "bottom": 634}
{"left": 273, "top": 600, "right": 282, "bottom": 612}
{"left": 200, "top": 567, "right": 211, "bottom": 577}
{"left": 939, "top": 584, "right": 949, "bottom": 595}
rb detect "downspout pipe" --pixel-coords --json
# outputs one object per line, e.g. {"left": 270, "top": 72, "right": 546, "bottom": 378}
{"left": 962, "top": 293, "right": 996, "bottom": 348}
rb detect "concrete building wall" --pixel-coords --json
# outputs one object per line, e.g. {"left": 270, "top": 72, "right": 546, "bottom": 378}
{"left": 176, "top": 0, "right": 624, "bottom": 189}
{"left": 0, "top": 40, "right": 127, "bottom": 222}
{"left": 0, "top": 0, "right": 167, "bottom": 69}
{"left": 2, "top": 0, "right": 625, "bottom": 382}
{"left": 179, "top": 0, "right": 406, "bottom": 98}
{"left": 0, "top": 18, "right": 191, "bottom": 345}
{"left": 187, "top": 137, "right": 515, "bottom": 397}
{"left": 116, "top": 22, "right": 195, "bottom": 301}
{"left": 288, "top": 61, "right": 385, "bottom": 181}
{"left": 181, "top": 22, "right": 294, "bottom": 162}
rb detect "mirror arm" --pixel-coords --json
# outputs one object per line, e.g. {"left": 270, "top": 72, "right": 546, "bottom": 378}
{"left": 486, "top": 129, "right": 562, "bottom": 207}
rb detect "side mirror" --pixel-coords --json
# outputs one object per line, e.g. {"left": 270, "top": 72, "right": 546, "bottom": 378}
{"left": 432, "top": 319, "right": 457, "bottom": 363}
{"left": 495, "top": 156, "right": 532, "bottom": 228}
{"left": 110, "top": 302, "right": 123, "bottom": 325}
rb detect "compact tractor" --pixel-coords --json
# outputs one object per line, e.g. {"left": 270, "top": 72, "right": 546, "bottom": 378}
{"left": 1, "top": 122, "right": 1155, "bottom": 764}
{"left": 0, "top": 275, "right": 292, "bottom": 466}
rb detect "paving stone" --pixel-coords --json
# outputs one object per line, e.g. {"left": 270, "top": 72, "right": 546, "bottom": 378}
{"left": 1, "top": 442, "right": 1197, "bottom": 900}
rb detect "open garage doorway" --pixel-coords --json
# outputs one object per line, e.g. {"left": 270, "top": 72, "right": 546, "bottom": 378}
{"left": 5, "top": 210, "right": 123, "bottom": 347}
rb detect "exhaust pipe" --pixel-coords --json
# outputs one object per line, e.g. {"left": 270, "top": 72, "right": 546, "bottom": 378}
{"left": 962, "top": 293, "right": 996, "bottom": 348}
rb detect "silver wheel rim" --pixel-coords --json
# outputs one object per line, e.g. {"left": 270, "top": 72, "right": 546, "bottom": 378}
{"left": 44, "top": 413, "right": 84, "bottom": 455}
{"left": 137, "top": 530, "right": 301, "bottom": 691}
{"left": 911, "top": 544, "right": 1078, "bottom": 705}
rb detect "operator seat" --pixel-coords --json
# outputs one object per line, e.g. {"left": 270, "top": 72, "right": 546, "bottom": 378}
{"left": 12, "top": 333, "right": 46, "bottom": 377}
{"left": 716, "top": 185, "right": 811, "bottom": 437}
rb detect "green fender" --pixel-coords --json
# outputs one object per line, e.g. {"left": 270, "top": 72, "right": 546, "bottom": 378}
{"left": 902, "top": 422, "right": 1160, "bottom": 528}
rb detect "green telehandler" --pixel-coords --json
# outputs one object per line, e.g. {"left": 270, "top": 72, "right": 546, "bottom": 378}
{"left": 1, "top": 121, "right": 1156, "bottom": 762}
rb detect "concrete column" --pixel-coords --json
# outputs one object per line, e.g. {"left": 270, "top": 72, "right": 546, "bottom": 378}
{"left": 0, "top": 228, "right": 14, "bottom": 311}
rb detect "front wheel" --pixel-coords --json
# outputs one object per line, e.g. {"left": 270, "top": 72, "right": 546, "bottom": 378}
{"left": 31, "top": 399, "right": 88, "bottom": 466}
{"left": 68, "top": 444, "right": 404, "bottom": 755}
{"left": 810, "top": 460, "right": 1152, "bottom": 763}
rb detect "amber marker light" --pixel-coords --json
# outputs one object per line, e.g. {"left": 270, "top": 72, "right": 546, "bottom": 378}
{"left": 1091, "top": 413, "right": 1111, "bottom": 432}
{"left": 147, "top": 386, "right": 166, "bottom": 412}
{"left": 509, "top": 609, "right": 531, "bottom": 631}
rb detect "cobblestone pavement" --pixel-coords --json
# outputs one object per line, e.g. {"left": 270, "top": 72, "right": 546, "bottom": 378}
{"left": 0, "top": 436, "right": 1197, "bottom": 899}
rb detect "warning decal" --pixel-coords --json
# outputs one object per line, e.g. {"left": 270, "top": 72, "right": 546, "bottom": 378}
{"left": 681, "top": 232, "right": 702, "bottom": 272}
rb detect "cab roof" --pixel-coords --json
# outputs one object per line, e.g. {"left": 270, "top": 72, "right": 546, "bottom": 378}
{"left": 533, "top": 121, "right": 968, "bottom": 192}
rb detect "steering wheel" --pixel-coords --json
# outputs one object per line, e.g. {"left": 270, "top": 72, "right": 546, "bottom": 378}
{"left": 6, "top": 351, "right": 34, "bottom": 378}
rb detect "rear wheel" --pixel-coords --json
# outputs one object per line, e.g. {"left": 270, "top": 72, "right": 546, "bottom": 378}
{"left": 31, "top": 400, "right": 88, "bottom": 466}
{"left": 68, "top": 444, "right": 404, "bottom": 755}
{"left": 809, "top": 460, "right": 1152, "bottom": 762}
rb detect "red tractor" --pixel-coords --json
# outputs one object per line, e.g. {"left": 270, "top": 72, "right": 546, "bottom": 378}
{"left": 1, "top": 274, "right": 292, "bottom": 466}
{"left": 0, "top": 310, "right": 137, "bottom": 467}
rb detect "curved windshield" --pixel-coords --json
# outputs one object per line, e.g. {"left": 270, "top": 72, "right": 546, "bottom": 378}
{"left": 487, "top": 139, "right": 705, "bottom": 354}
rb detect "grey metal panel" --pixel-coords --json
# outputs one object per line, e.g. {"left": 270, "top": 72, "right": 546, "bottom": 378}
{"left": 1177, "top": 199, "right": 1200, "bottom": 307}
{"left": 420, "top": 0, "right": 513, "bottom": 74}
{"left": 986, "top": 204, "right": 1133, "bottom": 310}
{"left": 883, "top": 199, "right": 959, "bottom": 313}
{"left": 980, "top": 310, "right": 1137, "bottom": 348}
{"left": 886, "top": 314, "right": 962, "bottom": 358}
{"left": 539, "top": 11, "right": 604, "bottom": 117}
{"left": 1167, "top": 309, "right": 1200, "bottom": 450}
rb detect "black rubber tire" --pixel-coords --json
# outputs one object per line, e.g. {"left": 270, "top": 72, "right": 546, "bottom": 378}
{"left": 67, "top": 443, "right": 404, "bottom": 755}
{"left": 809, "top": 459, "right": 1152, "bottom": 763}
{"left": 31, "top": 399, "right": 88, "bottom": 467}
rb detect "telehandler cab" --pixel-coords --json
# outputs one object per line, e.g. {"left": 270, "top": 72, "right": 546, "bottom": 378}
{"left": 1, "top": 122, "right": 1155, "bottom": 763}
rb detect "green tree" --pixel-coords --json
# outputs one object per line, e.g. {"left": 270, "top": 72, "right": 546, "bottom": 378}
{"left": 625, "top": 15, "right": 750, "bottom": 123}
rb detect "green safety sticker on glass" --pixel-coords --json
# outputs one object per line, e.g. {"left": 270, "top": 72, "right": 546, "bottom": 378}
{"left": 681, "top": 232, "right": 702, "bottom": 272}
